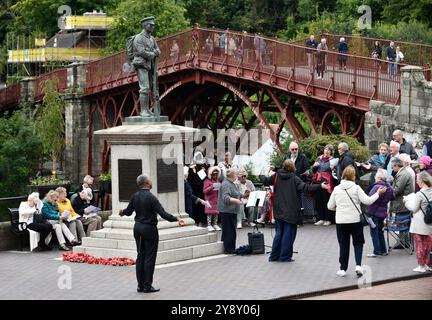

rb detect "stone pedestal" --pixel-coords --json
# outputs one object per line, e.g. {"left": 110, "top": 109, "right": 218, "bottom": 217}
{"left": 73, "top": 121, "right": 224, "bottom": 264}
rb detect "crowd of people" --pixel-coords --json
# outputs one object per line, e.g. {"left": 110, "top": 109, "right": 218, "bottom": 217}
{"left": 185, "top": 131, "right": 432, "bottom": 275}
{"left": 305, "top": 35, "right": 406, "bottom": 80}
{"left": 19, "top": 130, "right": 432, "bottom": 276}
{"left": 18, "top": 175, "right": 103, "bottom": 252}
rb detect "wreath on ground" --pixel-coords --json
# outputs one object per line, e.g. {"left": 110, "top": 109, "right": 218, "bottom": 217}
{"left": 62, "top": 252, "right": 135, "bottom": 266}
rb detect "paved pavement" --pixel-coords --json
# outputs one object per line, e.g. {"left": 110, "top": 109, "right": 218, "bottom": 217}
{"left": 302, "top": 277, "right": 432, "bottom": 300}
{"left": 0, "top": 223, "right": 430, "bottom": 300}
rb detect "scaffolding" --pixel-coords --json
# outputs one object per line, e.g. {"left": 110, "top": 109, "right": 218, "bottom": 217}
{"left": 6, "top": 10, "right": 113, "bottom": 84}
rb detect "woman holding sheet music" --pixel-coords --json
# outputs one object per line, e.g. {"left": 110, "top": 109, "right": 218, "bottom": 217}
{"left": 72, "top": 188, "right": 103, "bottom": 236}
{"left": 56, "top": 187, "right": 86, "bottom": 244}
{"left": 42, "top": 190, "right": 79, "bottom": 251}
{"left": 261, "top": 160, "right": 329, "bottom": 262}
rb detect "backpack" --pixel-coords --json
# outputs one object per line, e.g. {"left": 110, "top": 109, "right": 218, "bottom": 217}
{"left": 126, "top": 35, "right": 136, "bottom": 63}
{"left": 419, "top": 191, "right": 432, "bottom": 225}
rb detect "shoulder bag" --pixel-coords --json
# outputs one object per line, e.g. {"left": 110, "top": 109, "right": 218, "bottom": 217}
{"left": 344, "top": 189, "right": 370, "bottom": 227}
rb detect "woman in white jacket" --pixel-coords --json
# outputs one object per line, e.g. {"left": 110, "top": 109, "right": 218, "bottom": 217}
{"left": 328, "top": 166, "right": 387, "bottom": 277}
{"left": 18, "top": 192, "right": 53, "bottom": 251}
{"left": 404, "top": 171, "right": 432, "bottom": 273}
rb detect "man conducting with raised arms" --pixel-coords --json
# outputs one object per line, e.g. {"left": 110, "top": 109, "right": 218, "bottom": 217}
{"left": 120, "top": 174, "right": 185, "bottom": 293}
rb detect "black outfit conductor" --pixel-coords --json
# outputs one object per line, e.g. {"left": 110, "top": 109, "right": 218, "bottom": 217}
{"left": 120, "top": 177, "right": 184, "bottom": 293}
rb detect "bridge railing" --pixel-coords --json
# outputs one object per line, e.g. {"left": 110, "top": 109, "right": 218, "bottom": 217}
{"left": 322, "top": 33, "right": 432, "bottom": 68}
{"left": 34, "top": 68, "right": 68, "bottom": 101}
{"left": 195, "top": 27, "right": 401, "bottom": 106}
{"left": 0, "top": 83, "right": 21, "bottom": 109}
{"left": 4, "top": 27, "right": 432, "bottom": 109}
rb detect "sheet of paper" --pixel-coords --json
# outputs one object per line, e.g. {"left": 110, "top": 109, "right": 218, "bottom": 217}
{"left": 61, "top": 210, "right": 71, "bottom": 219}
{"left": 246, "top": 191, "right": 267, "bottom": 207}
{"left": 213, "top": 182, "right": 221, "bottom": 191}
{"left": 197, "top": 169, "right": 207, "bottom": 180}
{"left": 84, "top": 205, "right": 101, "bottom": 214}
{"left": 67, "top": 215, "right": 80, "bottom": 222}
{"left": 330, "top": 158, "right": 339, "bottom": 167}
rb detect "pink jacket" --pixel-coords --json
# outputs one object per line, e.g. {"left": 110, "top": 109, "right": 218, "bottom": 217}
{"left": 203, "top": 166, "right": 221, "bottom": 214}
{"left": 203, "top": 179, "right": 219, "bottom": 214}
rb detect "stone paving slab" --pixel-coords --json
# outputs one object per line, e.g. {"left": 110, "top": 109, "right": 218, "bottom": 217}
{"left": 302, "top": 277, "right": 432, "bottom": 300}
{"left": 0, "top": 224, "right": 428, "bottom": 300}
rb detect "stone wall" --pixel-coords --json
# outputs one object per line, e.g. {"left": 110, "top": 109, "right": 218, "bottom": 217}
{"left": 365, "top": 66, "right": 432, "bottom": 154}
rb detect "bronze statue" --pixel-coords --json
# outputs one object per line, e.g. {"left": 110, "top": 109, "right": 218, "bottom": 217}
{"left": 128, "top": 16, "right": 161, "bottom": 119}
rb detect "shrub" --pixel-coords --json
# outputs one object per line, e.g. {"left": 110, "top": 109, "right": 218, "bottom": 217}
{"left": 270, "top": 134, "right": 371, "bottom": 168}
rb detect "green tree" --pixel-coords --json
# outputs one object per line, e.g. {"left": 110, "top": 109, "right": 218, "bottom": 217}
{"left": 0, "top": 107, "right": 42, "bottom": 196}
{"left": 381, "top": 0, "right": 432, "bottom": 27}
{"left": 106, "top": 0, "right": 190, "bottom": 53}
{"left": 34, "top": 78, "right": 65, "bottom": 178}
{"left": 9, "top": 0, "right": 116, "bottom": 36}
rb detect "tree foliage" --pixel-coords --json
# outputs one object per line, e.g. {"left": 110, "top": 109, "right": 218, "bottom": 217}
{"left": 106, "top": 0, "right": 190, "bottom": 53}
{"left": 35, "top": 78, "right": 65, "bottom": 177}
{"left": 270, "top": 134, "right": 371, "bottom": 168}
{"left": 0, "top": 108, "right": 42, "bottom": 196}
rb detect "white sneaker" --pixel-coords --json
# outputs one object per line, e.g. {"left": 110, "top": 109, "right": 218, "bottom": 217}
{"left": 413, "top": 265, "right": 426, "bottom": 273}
{"left": 323, "top": 221, "right": 331, "bottom": 226}
{"left": 207, "top": 225, "right": 215, "bottom": 232}
{"left": 367, "top": 253, "right": 378, "bottom": 258}
{"left": 257, "top": 217, "right": 264, "bottom": 224}
{"left": 317, "top": 76, "right": 322, "bottom": 80}
{"left": 213, "top": 224, "right": 221, "bottom": 231}
{"left": 314, "top": 220, "right": 325, "bottom": 226}
{"left": 237, "top": 222, "right": 242, "bottom": 229}
{"left": 336, "top": 270, "right": 347, "bottom": 277}
{"left": 249, "top": 222, "right": 256, "bottom": 227}
{"left": 355, "top": 265, "right": 363, "bottom": 276}
{"left": 425, "top": 265, "right": 432, "bottom": 272}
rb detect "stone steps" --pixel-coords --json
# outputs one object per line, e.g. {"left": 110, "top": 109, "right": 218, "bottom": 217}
{"left": 74, "top": 241, "right": 224, "bottom": 265}
{"left": 73, "top": 218, "right": 225, "bottom": 264}
{"left": 90, "top": 225, "right": 208, "bottom": 241}
{"left": 81, "top": 232, "right": 218, "bottom": 251}
{"left": 102, "top": 215, "right": 195, "bottom": 230}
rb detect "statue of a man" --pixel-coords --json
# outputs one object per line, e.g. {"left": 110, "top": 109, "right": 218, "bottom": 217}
{"left": 129, "top": 16, "right": 161, "bottom": 118}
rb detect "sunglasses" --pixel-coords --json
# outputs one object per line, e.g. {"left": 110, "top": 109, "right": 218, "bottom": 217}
{"left": 239, "top": 175, "right": 246, "bottom": 178}
{"left": 291, "top": 148, "right": 298, "bottom": 151}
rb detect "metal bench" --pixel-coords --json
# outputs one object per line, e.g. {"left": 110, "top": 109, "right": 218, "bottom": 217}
{"left": 8, "top": 208, "right": 28, "bottom": 250}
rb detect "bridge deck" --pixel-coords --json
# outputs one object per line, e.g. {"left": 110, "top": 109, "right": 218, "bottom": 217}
{"left": 1, "top": 27, "right": 430, "bottom": 110}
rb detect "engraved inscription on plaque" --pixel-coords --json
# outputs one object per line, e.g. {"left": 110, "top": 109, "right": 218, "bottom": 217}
{"left": 118, "top": 159, "right": 142, "bottom": 201}
{"left": 157, "top": 158, "right": 178, "bottom": 193}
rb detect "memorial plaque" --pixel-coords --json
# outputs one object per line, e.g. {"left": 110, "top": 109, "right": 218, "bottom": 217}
{"left": 157, "top": 158, "right": 178, "bottom": 193}
{"left": 118, "top": 159, "right": 142, "bottom": 201}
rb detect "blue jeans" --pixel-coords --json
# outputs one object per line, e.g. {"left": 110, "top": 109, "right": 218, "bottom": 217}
{"left": 370, "top": 216, "right": 387, "bottom": 255}
{"left": 269, "top": 219, "right": 297, "bottom": 262}
{"left": 387, "top": 61, "right": 397, "bottom": 79}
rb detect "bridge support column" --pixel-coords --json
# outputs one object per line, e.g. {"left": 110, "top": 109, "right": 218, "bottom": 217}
{"left": 19, "top": 77, "right": 36, "bottom": 105}
{"left": 365, "top": 65, "right": 432, "bottom": 155}
{"left": 64, "top": 96, "right": 90, "bottom": 186}
{"left": 64, "top": 62, "right": 90, "bottom": 185}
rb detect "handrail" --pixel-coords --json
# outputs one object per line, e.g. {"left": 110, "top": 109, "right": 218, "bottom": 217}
{"left": 5, "top": 26, "right": 428, "bottom": 109}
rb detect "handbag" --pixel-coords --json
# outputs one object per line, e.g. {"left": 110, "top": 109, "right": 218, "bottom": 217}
{"left": 344, "top": 189, "right": 370, "bottom": 227}
{"left": 248, "top": 226, "right": 265, "bottom": 254}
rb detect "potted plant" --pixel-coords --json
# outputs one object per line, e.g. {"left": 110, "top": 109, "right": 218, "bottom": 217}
{"left": 28, "top": 176, "right": 71, "bottom": 198}
{"left": 99, "top": 172, "right": 112, "bottom": 194}
{"left": 29, "top": 78, "right": 70, "bottom": 196}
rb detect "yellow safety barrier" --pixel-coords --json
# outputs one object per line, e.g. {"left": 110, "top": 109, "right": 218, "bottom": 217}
{"left": 8, "top": 48, "right": 105, "bottom": 62}
{"left": 64, "top": 16, "right": 114, "bottom": 30}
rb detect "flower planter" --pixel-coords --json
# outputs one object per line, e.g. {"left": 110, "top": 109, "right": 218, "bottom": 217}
{"left": 27, "top": 183, "right": 71, "bottom": 199}
{"left": 100, "top": 180, "right": 112, "bottom": 194}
